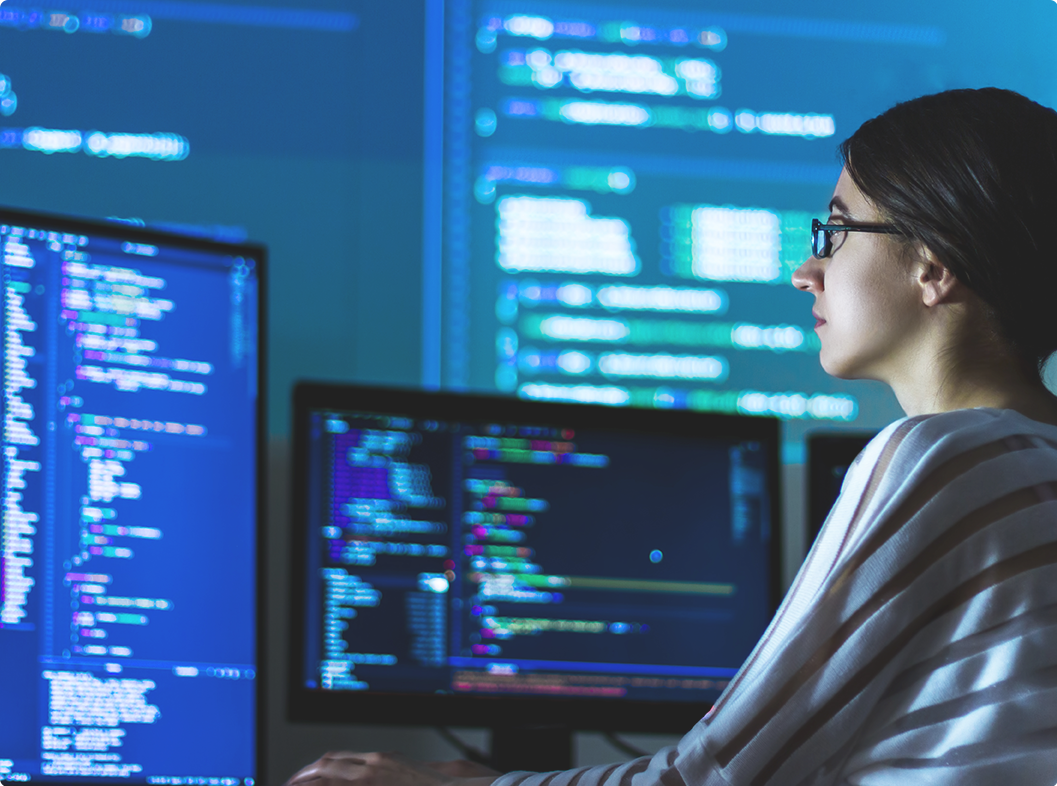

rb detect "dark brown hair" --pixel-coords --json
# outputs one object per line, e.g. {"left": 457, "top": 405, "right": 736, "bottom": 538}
{"left": 840, "top": 87, "right": 1057, "bottom": 376}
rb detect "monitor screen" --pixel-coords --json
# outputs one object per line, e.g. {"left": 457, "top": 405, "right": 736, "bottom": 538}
{"left": 289, "top": 383, "right": 779, "bottom": 734}
{"left": 0, "top": 208, "right": 263, "bottom": 784}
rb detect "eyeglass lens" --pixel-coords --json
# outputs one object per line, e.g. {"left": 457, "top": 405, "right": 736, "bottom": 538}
{"left": 810, "top": 219, "right": 830, "bottom": 259}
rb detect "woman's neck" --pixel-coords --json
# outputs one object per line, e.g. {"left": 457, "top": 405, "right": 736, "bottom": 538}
{"left": 890, "top": 348, "right": 1057, "bottom": 425}
{"left": 877, "top": 292, "right": 1057, "bottom": 423}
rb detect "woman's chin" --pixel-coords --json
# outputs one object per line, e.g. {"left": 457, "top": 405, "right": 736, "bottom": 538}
{"left": 818, "top": 352, "right": 859, "bottom": 381}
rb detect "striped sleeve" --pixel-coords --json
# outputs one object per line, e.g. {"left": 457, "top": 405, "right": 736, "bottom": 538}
{"left": 494, "top": 408, "right": 1057, "bottom": 786}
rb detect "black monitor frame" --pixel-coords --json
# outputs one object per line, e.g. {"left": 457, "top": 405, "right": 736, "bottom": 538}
{"left": 287, "top": 382, "right": 781, "bottom": 742}
{"left": 0, "top": 206, "right": 267, "bottom": 786}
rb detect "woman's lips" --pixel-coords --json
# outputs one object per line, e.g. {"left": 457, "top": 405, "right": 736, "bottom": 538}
{"left": 813, "top": 312, "right": 826, "bottom": 329}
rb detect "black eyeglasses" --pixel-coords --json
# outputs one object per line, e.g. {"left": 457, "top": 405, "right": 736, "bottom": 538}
{"left": 811, "top": 218, "right": 905, "bottom": 259}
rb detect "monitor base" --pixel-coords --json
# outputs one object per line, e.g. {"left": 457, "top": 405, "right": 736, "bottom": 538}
{"left": 491, "top": 725, "right": 574, "bottom": 773}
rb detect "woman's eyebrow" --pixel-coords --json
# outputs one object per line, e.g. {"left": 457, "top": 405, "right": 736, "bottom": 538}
{"left": 827, "top": 195, "right": 852, "bottom": 217}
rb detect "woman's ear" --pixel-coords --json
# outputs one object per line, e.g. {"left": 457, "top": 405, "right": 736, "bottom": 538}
{"left": 916, "top": 247, "right": 962, "bottom": 307}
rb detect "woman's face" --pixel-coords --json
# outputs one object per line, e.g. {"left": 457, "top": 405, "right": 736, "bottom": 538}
{"left": 792, "top": 168, "right": 926, "bottom": 382}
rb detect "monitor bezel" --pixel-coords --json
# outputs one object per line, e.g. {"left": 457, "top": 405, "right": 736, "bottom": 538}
{"left": 0, "top": 206, "right": 268, "bottom": 786}
{"left": 287, "top": 381, "right": 782, "bottom": 734}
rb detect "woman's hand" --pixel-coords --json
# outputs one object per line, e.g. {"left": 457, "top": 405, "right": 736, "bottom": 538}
{"left": 284, "top": 751, "right": 502, "bottom": 786}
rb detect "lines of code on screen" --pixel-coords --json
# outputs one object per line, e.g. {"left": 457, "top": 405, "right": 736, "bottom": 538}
{"left": 302, "top": 407, "right": 771, "bottom": 705}
{"left": 439, "top": 0, "right": 967, "bottom": 455}
{"left": 0, "top": 219, "right": 258, "bottom": 784}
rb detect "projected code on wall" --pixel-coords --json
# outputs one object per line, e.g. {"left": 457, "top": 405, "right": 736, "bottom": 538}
{"left": 440, "top": 0, "right": 938, "bottom": 453}
{"left": 0, "top": 1, "right": 359, "bottom": 163}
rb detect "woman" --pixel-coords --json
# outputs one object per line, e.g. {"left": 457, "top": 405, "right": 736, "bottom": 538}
{"left": 287, "top": 88, "right": 1057, "bottom": 785}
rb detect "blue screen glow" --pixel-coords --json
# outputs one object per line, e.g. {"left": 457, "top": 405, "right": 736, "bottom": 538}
{"left": 0, "top": 212, "right": 260, "bottom": 784}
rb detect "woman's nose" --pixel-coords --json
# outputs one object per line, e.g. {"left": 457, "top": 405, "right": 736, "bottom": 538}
{"left": 791, "top": 255, "right": 824, "bottom": 292}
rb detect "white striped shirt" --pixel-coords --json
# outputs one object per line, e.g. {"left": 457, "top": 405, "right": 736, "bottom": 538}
{"left": 494, "top": 408, "right": 1057, "bottom": 785}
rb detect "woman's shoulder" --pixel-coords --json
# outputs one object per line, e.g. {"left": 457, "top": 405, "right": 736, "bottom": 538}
{"left": 837, "top": 408, "right": 1057, "bottom": 545}
{"left": 861, "top": 407, "right": 1057, "bottom": 477}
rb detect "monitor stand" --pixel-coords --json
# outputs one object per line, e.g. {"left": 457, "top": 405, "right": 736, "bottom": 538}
{"left": 490, "top": 725, "right": 574, "bottom": 773}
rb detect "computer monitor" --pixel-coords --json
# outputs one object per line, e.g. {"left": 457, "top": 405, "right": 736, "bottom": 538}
{"left": 0, "top": 208, "right": 264, "bottom": 784}
{"left": 805, "top": 432, "right": 877, "bottom": 548}
{"left": 288, "top": 383, "right": 780, "bottom": 770}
